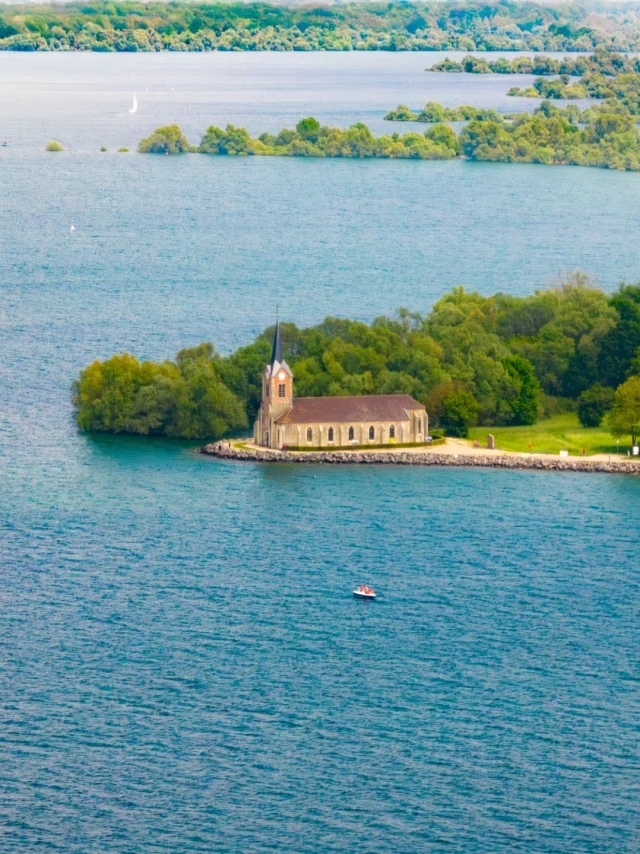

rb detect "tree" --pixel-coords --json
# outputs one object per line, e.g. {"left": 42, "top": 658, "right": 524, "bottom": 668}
{"left": 137, "top": 124, "right": 193, "bottom": 154}
{"left": 577, "top": 384, "right": 614, "bottom": 427}
{"left": 597, "top": 297, "right": 640, "bottom": 387}
{"left": 502, "top": 354, "right": 540, "bottom": 424}
{"left": 441, "top": 388, "right": 480, "bottom": 438}
{"left": 607, "top": 375, "right": 640, "bottom": 445}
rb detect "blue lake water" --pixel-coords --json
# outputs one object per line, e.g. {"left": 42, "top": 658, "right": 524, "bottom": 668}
{"left": 1, "top": 53, "right": 640, "bottom": 852}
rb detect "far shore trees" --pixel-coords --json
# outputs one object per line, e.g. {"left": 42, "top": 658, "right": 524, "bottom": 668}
{"left": 4, "top": 5, "right": 640, "bottom": 54}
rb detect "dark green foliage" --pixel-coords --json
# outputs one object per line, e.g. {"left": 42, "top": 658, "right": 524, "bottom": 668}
{"left": 502, "top": 355, "right": 541, "bottom": 425}
{"left": 577, "top": 384, "right": 614, "bottom": 427}
{"left": 73, "top": 278, "right": 640, "bottom": 439}
{"left": 597, "top": 288, "right": 640, "bottom": 386}
{"left": 3, "top": 3, "right": 640, "bottom": 53}
{"left": 441, "top": 388, "right": 480, "bottom": 437}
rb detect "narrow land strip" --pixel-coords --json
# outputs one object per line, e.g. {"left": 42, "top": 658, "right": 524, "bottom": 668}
{"left": 200, "top": 438, "right": 640, "bottom": 475}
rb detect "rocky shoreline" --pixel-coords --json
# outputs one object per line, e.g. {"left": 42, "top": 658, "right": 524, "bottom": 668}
{"left": 200, "top": 441, "right": 640, "bottom": 476}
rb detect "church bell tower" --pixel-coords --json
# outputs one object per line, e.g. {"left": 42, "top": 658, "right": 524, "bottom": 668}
{"left": 258, "top": 320, "right": 293, "bottom": 448}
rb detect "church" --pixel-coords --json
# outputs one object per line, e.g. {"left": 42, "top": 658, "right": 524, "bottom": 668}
{"left": 254, "top": 322, "right": 429, "bottom": 450}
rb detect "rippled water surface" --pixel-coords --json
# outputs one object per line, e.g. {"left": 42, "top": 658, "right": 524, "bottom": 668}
{"left": 1, "top": 53, "right": 640, "bottom": 853}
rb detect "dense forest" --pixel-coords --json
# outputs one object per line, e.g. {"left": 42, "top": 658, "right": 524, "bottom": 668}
{"left": 73, "top": 277, "right": 640, "bottom": 442}
{"left": 2, "top": 2, "right": 640, "bottom": 52}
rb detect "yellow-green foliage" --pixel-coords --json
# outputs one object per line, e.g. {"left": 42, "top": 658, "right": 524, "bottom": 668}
{"left": 140, "top": 118, "right": 459, "bottom": 160}
{"left": 73, "top": 349, "right": 247, "bottom": 439}
{"left": 138, "top": 125, "right": 194, "bottom": 154}
{"left": 45, "top": 140, "right": 63, "bottom": 151}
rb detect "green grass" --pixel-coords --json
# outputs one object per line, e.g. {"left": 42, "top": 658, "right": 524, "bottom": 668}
{"left": 468, "top": 414, "right": 635, "bottom": 457}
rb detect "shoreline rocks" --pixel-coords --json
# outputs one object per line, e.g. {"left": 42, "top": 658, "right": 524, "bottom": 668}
{"left": 199, "top": 441, "right": 640, "bottom": 476}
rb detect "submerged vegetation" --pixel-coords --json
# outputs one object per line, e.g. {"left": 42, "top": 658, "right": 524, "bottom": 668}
{"left": 3, "top": 2, "right": 640, "bottom": 53}
{"left": 74, "top": 276, "right": 640, "bottom": 442}
{"left": 138, "top": 106, "right": 640, "bottom": 171}
{"left": 139, "top": 119, "right": 460, "bottom": 160}
{"left": 506, "top": 70, "right": 640, "bottom": 117}
{"left": 384, "top": 57, "right": 640, "bottom": 171}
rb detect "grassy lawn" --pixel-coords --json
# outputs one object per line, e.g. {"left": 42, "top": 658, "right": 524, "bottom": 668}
{"left": 468, "top": 414, "right": 636, "bottom": 457}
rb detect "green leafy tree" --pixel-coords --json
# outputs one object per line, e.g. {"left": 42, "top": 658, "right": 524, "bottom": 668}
{"left": 138, "top": 124, "right": 193, "bottom": 154}
{"left": 607, "top": 375, "right": 640, "bottom": 445}
{"left": 440, "top": 388, "right": 480, "bottom": 438}
{"left": 502, "top": 354, "right": 540, "bottom": 424}
{"left": 577, "top": 384, "right": 615, "bottom": 427}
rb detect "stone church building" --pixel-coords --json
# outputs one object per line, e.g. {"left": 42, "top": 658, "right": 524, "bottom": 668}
{"left": 254, "top": 322, "right": 428, "bottom": 449}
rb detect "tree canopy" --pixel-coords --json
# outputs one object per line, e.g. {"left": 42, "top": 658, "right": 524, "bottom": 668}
{"left": 3, "top": 3, "right": 640, "bottom": 53}
{"left": 73, "top": 278, "right": 640, "bottom": 441}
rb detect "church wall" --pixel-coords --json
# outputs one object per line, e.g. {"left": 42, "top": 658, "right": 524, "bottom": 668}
{"left": 278, "top": 416, "right": 427, "bottom": 449}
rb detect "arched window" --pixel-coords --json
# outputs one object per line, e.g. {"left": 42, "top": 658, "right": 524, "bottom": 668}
{"left": 328, "top": 427, "right": 334, "bottom": 442}
{"left": 369, "top": 426, "right": 375, "bottom": 440}
{"left": 278, "top": 383, "right": 286, "bottom": 398}
{"left": 307, "top": 428, "right": 313, "bottom": 443}
{"left": 389, "top": 425, "right": 395, "bottom": 439}
{"left": 417, "top": 417, "right": 422, "bottom": 432}
{"left": 348, "top": 426, "right": 354, "bottom": 441}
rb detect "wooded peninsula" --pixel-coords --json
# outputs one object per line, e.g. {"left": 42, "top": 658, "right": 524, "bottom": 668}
{"left": 384, "top": 58, "right": 640, "bottom": 170}
{"left": 3, "top": 2, "right": 640, "bottom": 53}
{"left": 73, "top": 276, "right": 640, "bottom": 446}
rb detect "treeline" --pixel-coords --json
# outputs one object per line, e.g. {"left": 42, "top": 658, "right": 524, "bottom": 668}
{"left": 138, "top": 119, "right": 460, "bottom": 160}
{"left": 1, "top": 2, "right": 640, "bottom": 53}
{"left": 429, "top": 49, "right": 640, "bottom": 76}
{"left": 73, "top": 277, "right": 640, "bottom": 441}
{"left": 384, "top": 61, "right": 640, "bottom": 171}
{"left": 139, "top": 107, "right": 640, "bottom": 171}
{"left": 506, "top": 70, "right": 640, "bottom": 116}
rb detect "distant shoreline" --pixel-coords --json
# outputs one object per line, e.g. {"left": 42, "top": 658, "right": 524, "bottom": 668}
{"left": 200, "top": 440, "right": 640, "bottom": 476}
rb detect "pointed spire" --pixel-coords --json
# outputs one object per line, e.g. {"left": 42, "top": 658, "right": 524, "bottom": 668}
{"left": 270, "top": 319, "right": 283, "bottom": 366}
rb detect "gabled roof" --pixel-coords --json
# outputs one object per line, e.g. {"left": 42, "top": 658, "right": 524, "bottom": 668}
{"left": 275, "top": 394, "right": 425, "bottom": 425}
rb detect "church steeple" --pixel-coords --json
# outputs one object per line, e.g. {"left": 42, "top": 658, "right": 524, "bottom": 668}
{"left": 258, "top": 316, "right": 293, "bottom": 448}
{"left": 270, "top": 320, "right": 283, "bottom": 366}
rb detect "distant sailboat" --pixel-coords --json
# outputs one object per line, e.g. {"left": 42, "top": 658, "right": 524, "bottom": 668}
{"left": 129, "top": 93, "right": 138, "bottom": 114}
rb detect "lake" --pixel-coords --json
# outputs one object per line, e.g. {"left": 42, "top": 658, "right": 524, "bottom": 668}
{"left": 1, "top": 52, "right": 639, "bottom": 853}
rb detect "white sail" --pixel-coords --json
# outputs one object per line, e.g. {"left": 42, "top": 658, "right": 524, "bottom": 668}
{"left": 129, "top": 94, "right": 138, "bottom": 114}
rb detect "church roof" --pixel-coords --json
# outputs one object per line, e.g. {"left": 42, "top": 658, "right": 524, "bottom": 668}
{"left": 275, "top": 394, "right": 425, "bottom": 425}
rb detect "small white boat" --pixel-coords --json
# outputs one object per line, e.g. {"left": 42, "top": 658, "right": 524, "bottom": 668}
{"left": 129, "top": 93, "right": 138, "bottom": 114}
{"left": 353, "top": 585, "right": 377, "bottom": 600}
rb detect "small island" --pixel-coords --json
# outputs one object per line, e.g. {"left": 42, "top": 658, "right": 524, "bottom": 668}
{"left": 73, "top": 276, "right": 640, "bottom": 471}
{"left": 428, "top": 50, "right": 640, "bottom": 77}
{"left": 382, "top": 64, "right": 640, "bottom": 171}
